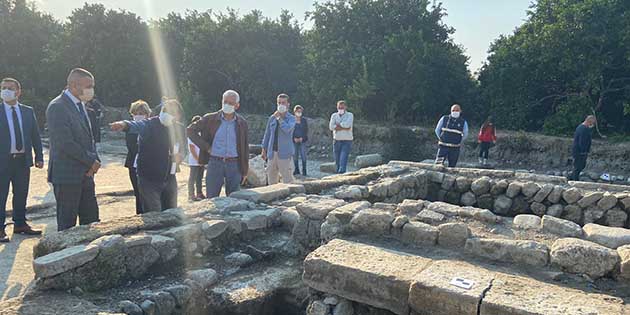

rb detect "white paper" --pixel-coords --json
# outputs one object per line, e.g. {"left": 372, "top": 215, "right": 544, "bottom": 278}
{"left": 450, "top": 277, "right": 474, "bottom": 290}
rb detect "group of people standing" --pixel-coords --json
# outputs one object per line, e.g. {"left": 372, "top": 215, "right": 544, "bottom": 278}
{"left": 0, "top": 67, "right": 597, "bottom": 243}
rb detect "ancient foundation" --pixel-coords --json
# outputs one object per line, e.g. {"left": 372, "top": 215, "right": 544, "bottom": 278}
{"left": 6, "top": 161, "right": 630, "bottom": 314}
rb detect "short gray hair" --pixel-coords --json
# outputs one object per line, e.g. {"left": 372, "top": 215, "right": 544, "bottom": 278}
{"left": 222, "top": 90, "right": 240, "bottom": 103}
{"left": 67, "top": 68, "right": 94, "bottom": 84}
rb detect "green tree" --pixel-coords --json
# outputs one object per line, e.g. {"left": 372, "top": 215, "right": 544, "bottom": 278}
{"left": 479, "top": 0, "right": 630, "bottom": 135}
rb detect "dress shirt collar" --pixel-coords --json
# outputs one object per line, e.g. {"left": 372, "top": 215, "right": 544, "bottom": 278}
{"left": 64, "top": 89, "right": 83, "bottom": 105}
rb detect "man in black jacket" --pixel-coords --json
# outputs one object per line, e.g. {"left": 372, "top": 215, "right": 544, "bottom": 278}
{"left": 111, "top": 99, "right": 186, "bottom": 212}
{"left": 570, "top": 115, "right": 596, "bottom": 181}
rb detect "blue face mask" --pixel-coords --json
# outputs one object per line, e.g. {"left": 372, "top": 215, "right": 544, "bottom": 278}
{"left": 159, "top": 111, "right": 174, "bottom": 126}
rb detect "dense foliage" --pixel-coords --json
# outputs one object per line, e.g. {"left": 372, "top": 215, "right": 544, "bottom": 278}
{"left": 478, "top": 0, "right": 630, "bottom": 135}
{"left": 1, "top": 0, "right": 629, "bottom": 136}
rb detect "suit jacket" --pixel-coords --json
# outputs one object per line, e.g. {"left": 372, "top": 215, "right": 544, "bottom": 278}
{"left": 127, "top": 117, "right": 186, "bottom": 182}
{"left": 0, "top": 103, "right": 43, "bottom": 174}
{"left": 46, "top": 92, "right": 100, "bottom": 184}
{"left": 124, "top": 130, "right": 139, "bottom": 169}
{"left": 187, "top": 111, "right": 249, "bottom": 175}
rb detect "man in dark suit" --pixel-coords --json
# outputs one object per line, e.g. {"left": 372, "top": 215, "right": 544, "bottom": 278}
{"left": 0, "top": 78, "right": 44, "bottom": 242}
{"left": 46, "top": 68, "right": 101, "bottom": 231}
{"left": 110, "top": 99, "right": 186, "bottom": 212}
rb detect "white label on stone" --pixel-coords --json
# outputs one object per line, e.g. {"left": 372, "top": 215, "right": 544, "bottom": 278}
{"left": 450, "top": 277, "right": 474, "bottom": 290}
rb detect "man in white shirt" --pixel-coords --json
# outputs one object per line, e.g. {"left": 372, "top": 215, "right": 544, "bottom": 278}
{"left": 0, "top": 78, "right": 44, "bottom": 242}
{"left": 328, "top": 100, "right": 354, "bottom": 173}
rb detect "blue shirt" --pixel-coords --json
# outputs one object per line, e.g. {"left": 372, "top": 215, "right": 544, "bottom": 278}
{"left": 293, "top": 118, "right": 308, "bottom": 142}
{"left": 3, "top": 102, "right": 25, "bottom": 153}
{"left": 435, "top": 115, "right": 469, "bottom": 140}
{"left": 211, "top": 114, "right": 238, "bottom": 158}
{"left": 262, "top": 112, "right": 296, "bottom": 159}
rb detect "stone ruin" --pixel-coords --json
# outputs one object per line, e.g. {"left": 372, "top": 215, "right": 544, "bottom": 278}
{"left": 6, "top": 161, "right": 630, "bottom": 314}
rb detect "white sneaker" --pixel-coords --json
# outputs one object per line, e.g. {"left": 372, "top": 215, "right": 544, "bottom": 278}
{"left": 478, "top": 158, "right": 483, "bottom": 164}
{"left": 483, "top": 158, "right": 488, "bottom": 165}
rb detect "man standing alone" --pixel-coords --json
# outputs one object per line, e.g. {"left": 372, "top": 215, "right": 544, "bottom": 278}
{"left": 262, "top": 94, "right": 296, "bottom": 184}
{"left": 434, "top": 104, "right": 469, "bottom": 167}
{"left": 0, "top": 78, "right": 43, "bottom": 242}
{"left": 570, "top": 115, "right": 596, "bottom": 181}
{"left": 47, "top": 68, "right": 101, "bottom": 231}
{"left": 328, "top": 100, "right": 354, "bottom": 174}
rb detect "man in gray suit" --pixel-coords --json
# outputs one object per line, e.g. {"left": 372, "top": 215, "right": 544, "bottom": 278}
{"left": 0, "top": 78, "right": 44, "bottom": 242}
{"left": 46, "top": 68, "right": 101, "bottom": 231}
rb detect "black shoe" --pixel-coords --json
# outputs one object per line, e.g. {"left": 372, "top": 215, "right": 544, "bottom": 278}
{"left": 293, "top": 169, "right": 300, "bottom": 176}
{"left": 13, "top": 223, "right": 42, "bottom": 236}
{"left": 0, "top": 227, "right": 9, "bottom": 243}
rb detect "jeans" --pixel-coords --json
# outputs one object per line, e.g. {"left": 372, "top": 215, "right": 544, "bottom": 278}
{"left": 436, "top": 145, "right": 460, "bottom": 167}
{"left": 333, "top": 140, "right": 352, "bottom": 174}
{"left": 188, "top": 166, "right": 205, "bottom": 197}
{"left": 128, "top": 167, "right": 143, "bottom": 214}
{"left": 206, "top": 159, "right": 241, "bottom": 198}
{"left": 570, "top": 155, "right": 587, "bottom": 181}
{"left": 137, "top": 174, "right": 178, "bottom": 212}
{"left": 479, "top": 142, "right": 492, "bottom": 159}
{"left": 0, "top": 155, "right": 30, "bottom": 228}
{"left": 293, "top": 142, "right": 307, "bottom": 175}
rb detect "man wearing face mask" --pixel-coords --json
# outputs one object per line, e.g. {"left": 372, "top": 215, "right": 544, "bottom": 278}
{"left": 328, "top": 100, "right": 354, "bottom": 174}
{"left": 46, "top": 68, "right": 101, "bottom": 231}
{"left": 0, "top": 78, "right": 44, "bottom": 242}
{"left": 187, "top": 90, "right": 249, "bottom": 198}
{"left": 570, "top": 115, "right": 596, "bottom": 181}
{"left": 110, "top": 99, "right": 186, "bottom": 212}
{"left": 262, "top": 94, "right": 296, "bottom": 184}
{"left": 434, "top": 104, "right": 469, "bottom": 167}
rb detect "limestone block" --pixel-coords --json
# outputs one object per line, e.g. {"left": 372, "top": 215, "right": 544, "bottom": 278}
{"left": 401, "top": 222, "right": 438, "bottom": 246}
{"left": 320, "top": 162, "right": 337, "bottom": 173}
{"left": 350, "top": 209, "right": 395, "bottom": 236}
{"left": 416, "top": 209, "right": 445, "bottom": 225}
{"left": 533, "top": 184, "right": 554, "bottom": 203}
{"left": 460, "top": 192, "right": 476, "bottom": 206}
{"left": 604, "top": 208, "right": 627, "bottom": 227}
{"left": 513, "top": 214, "right": 541, "bottom": 230}
{"left": 33, "top": 244, "right": 99, "bottom": 278}
{"left": 505, "top": 182, "right": 522, "bottom": 198}
{"left": 186, "top": 268, "right": 219, "bottom": 288}
{"left": 437, "top": 223, "right": 470, "bottom": 248}
{"left": 354, "top": 153, "right": 384, "bottom": 168}
{"left": 521, "top": 182, "right": 540, "bottom": 198}
{"left": 546, "top": 185, "right": 565, "bottom": 203}
{"left": 229, "top": 184, "right": 292, "bottom": 203}
{"left": 561, "top": 187, "right": 582, "bottom": 204}
{"left": 545, "top": 204, "right": 564, "bottom": 217}
{"left": 577, "top": 192, "right": 604, "bottom": 208}
{"left": 597, "top": 193, "right": 618, "bottom": 211}
{"left": 541, "top": 215, "right": 583, "bottom": 238}
{"left": 530, "top": 202, "right": 546, "bottom": 216}
{"left": 397, "top": 199, "right": 425, "bottom": 217}
{"left": 493, "top": 195, "right": 513, "bottom": 215}
{"left": 550, "top": 238, "right": 619, "bottom": 279}
{"left": 561, "top": 205, "right": 583, "bottom": 224}
{"left": 471, "top": 176, "right": 492, "bottom": 195}
{"left": 464, "top": 238, "right": 549, "bottom": 267}
{"left": 454, "top": 177, "right": 472, "bottom": 193}
{"left": 583, "top": 223, "right": 630, "bottom": 249}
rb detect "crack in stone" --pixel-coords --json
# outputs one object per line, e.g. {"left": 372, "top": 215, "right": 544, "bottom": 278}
{"left": 477, "top": 278, "right": 494, "bottom": 315}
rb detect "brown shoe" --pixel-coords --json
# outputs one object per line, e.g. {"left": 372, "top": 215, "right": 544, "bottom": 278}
{"left": 0, "top": 228, "right": 8, "bottom": 243}
{"left": 13, "top": 224, "right": 42, "bottom": 236}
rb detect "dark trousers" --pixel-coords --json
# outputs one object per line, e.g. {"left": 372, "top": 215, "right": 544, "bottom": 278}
{"left": 293, "top": 142, "right": 307, "bottom": 175}
{"left": 479, "top": 142, "right": 492, "bottom": 159}
{"left": 188, "top": 166, "right": 204, "bottom": 197}
{"left": 436, "top": 145, "right": 460, "bottom": 167}
{"left": 570, "top": 155, "right": 587, "bottom": 181}
{"left": 206, "top": 159, "right": 241, "bottom": 198}
{"left": 0, "top": 155, "right": 30, "bottom": 228}
{"left": 138, "top": 174, "right": 178, "bottom": 212}
{"left": 128, "top": 167, "right": 143, "bottom": 214}
{"left": 54, "top": 176, "right": 99, "bottom": 231}
{"left": 333, "top": 140, "right": 352, "bottom": 174}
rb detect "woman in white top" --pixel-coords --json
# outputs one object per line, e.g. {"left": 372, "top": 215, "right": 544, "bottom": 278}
{"left": 188, "top": 116, "right": 205, "bottom": 200}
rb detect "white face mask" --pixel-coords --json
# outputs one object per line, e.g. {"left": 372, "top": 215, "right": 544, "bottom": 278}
{"left": 79, "top": 88, "right": 95, "bottom": 102}
{"left": 1, "top": 89, "right": 16, "bottom": 102}
{"left": 451, "top": 111, "right": 461, "bottom": 118}
{"left": 222, "top": 103, "right": 235, "bottom": 114}
{"left": 338, "top": 109, "right": 346, "bottom": 115}
{"left": 132, "top": 115, "right": 146, "bottom": 122}
{"left": 295, "top": 112, "right": 303, "bottom": 117}
{"left": 159, "top": 111, "right": 174, "bottom": 126}
{"left": 277, "top": 104, "right": 288, "bottom": 113}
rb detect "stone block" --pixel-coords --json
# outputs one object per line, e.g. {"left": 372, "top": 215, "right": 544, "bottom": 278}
{"left": 334, "top": 185, "right": 368, "bottom": 200}
{"left": 201, "top": 220, "right": 228, "bottom": 240}
{"left": 149, "top": 235, "right": 178, "bottom": 263}
{"left": 470, "top": 176, "right": 491, "bottom": 195}
{"left": 577, "top": 192, "right": 604, "bottom": 208}
{"left": 583, "top": 206, "right": 605, "bottom": 224}
{"left": 280, "top": 208, "right": 300, "bottom": 230}
{"left": 521, "top": 182, "right": 540, "bottom": 198}
{"left": 561, "top": 187, "right": 582, "bottom": 204}
{"left": 550, "top": 238, "right": 619, "bottom": 279}
{"left": 437, "top": 223, "right": 470, "bottom": 248}
{"left": 473, "top": 209, "right": 500, "bottom": 223}
{"left": 354, "top": 153, "right": 384, "bottom": 168}
{"left": 33, "top": 244, "right": 99, "bottom": 278}
{"left": 303, "top": 239, "right": 432, "bottom": 315}
{"left": 232, "top": 208, "right": 281, "bottom": 230}
{"left": 505, "top": 182, "right": 522, "bottom": 198}
{"left": 326, "top": 201, "right": 371, "bottom": 225}
{"left": 597, "top": 193, "right": 618, "bottom": 211}
{"left": 416, "top": 209, "right": 445, "bottom": 225}
{"left": 545, "top": 204, "right": 563, "bottom": 217}
{"left": 530, "top": 202, "right": 546, "bottom": 216}
{"left": 513, "top": 214, "right": 541, "bottom": 230}
{"left": 533, "top": 184, "right": 553, "bottom": 203}
{"left": 490, "top": 180, "right": 508, "bottom": 196}
{"left": 561, "top": 205, "right": 583, "bottom": 224}
{"left": 493, "top": 195, "right": 512, "bottom": 215}
{"left": 426, "top": 201, "right": 461, "bottom": 217}
{"left": 476, "top": 194, "right": 494, "bottom": 210}
{"left": 401, "top": 222, "right": 438, "bottom": 246}
{"left": 350, "top": 208, "right": 395, "bottom": 236}
{"left": 297, "top": 198, "right": 347, "bottom": 220}
{"left": 583, "top": 223, "right": 630, "bottom": 249}
{"left": 229, "top": 184, "right": 292, "bottom": 203}
{"left": 397, "top": 199, "right": 425, "bottom": 217}
{"left": 161, "top": 223, "right": 202, "bottom": 244}
{"left": 464, "top": 238, "right": 549, "bottom": 267}
{"left": 541, "top": 215, "right": 583, "bottom": 238}
{"left": 186, "top": 268, "right": 219, "bottom": 288}
{"left": 460, "top": 192, "right": 476, "bottom": 206}
{"left": 546, "top": 185, "right": 564, "bottom": 203}
{"left": 409, "top": 260, "right": 494, "bottom": 315}
{"left": 454, "top": 177, "right": 472, "bottom": 193}
{"left": 320, "top": 162, "right": 337, "bottom": 173}
{"left": 441, "top": 174, "right": 456, "bottom": 190}
{"left": 604, "top": 208, "right": 627, "bottom": 227}
{"left": 618, "top": 245, "right": 630, "bottom": 280}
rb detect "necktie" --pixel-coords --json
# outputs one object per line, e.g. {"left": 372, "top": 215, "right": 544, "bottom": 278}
{"left": 77, "top": 102, "right": 94, "bottom": 145}
{"left": 11, "top": 106, "right": 23, "bottom": 151}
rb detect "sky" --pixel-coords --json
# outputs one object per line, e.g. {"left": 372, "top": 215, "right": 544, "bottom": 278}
{"left": 35, "top": 0, "right": 533, "bottom": 73}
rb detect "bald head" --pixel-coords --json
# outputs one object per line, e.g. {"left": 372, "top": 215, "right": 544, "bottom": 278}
{"left": 66, "top": 68, "right": 95, "bottom": 102}
{"left": 451, "top": 104, "right": 461, "bottom": 112}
